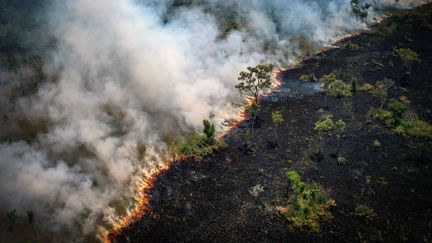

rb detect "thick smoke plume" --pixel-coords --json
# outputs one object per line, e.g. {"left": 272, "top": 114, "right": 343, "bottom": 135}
{"left": 0, "top": 0, "right": 423, "bottom": 241}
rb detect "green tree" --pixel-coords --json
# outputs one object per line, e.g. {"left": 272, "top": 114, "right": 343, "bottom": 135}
{"left": 314, "top": 115, "right": 335, "bottom": 154}
{"left": 203, "top": 119, "right": 216, "bottom": 144}
{"left": 236, "top": 64, "right": 274, "bottom": 104}
{"left": 272, "top": 111, "right": 284, "bottom": 142}
{"left": 350, "top": 0, "right": 372, "bottom": 22}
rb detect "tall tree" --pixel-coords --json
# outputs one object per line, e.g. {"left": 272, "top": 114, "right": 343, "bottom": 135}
{"left": 236, "top": 64, "right": 274, "bottom": 104}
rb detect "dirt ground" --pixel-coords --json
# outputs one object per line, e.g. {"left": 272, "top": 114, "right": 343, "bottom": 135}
{"left": 112, "top": 5, "right": 432, "bottom": 243}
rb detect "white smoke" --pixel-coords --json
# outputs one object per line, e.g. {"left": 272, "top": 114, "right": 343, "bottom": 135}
{"left": 0, "top": 0, "right": 420, "bottom": 241}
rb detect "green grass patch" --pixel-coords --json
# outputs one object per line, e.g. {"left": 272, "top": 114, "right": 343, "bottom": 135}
{"left": 177, "top": 134, "right": 225, "bottom": 160}
{"left": 282, "top": 170, "right": 336, "bottom": 232}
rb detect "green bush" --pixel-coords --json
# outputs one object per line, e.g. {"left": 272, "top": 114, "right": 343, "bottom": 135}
{"left": 393, "top": 47, "right": 421, "bottom": 72}
{"left": 203, "top": 119, "right": 216, "bottom": 144}
{"left": 372, "top": 140, "right": 381, "bottom": 149}
{"left": 299, "top": 73, "right": 318, "bottom": 82}
{"left": 372, "top": 97, "right": 432, "bottom": 141}
{"left": 355, "top": 204, "right": 375, "bottom": 218}
{"left": 345, "top": 43, "right": 360, "bottom": 50}
{"left": 372, "top": 109, "right": 393, "bottom": 121}
{"left": 177, "top": 134, "right": 225, "bottom": 160}
{"left": 320, "top": 73, "right": 338, "bottom": 85}
{"left": 314, "top": 115, "right": 335, "bottom": 132}
{"left": 374, "top": 23, "right": 397, "bottom": 37}
{"left": 387, "top": 98, "right": 408, "bottom": 125}
{"left": 320, "top": 73, "right": 352, "bottom": 98}
{"left": 394, "top": 113, "right": 432, "bottom": 141}
{"left": 359, "top": 83, "right": 374, "bottom": 92}
{"left": 283, "top": 170, "right": 336, "bottom": 231}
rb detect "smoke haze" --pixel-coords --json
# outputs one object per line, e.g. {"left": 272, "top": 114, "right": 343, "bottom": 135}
{"left": 0, "top": 0, "right": 423, "bottom": 241}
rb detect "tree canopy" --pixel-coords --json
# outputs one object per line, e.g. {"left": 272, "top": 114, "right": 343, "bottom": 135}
{"left": 236, "top": 64, "right": 274, "bottom": 103}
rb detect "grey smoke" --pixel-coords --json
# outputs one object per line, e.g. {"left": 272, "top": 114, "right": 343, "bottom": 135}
{"left": 0, "top": 0, "right": 423, "bottom": 241}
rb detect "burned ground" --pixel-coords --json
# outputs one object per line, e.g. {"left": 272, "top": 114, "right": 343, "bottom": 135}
{"left": 112, "top": 5, "right": 432, "bottom": 243}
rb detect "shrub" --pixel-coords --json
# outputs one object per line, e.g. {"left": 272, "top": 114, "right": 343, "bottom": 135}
{"left": 387, "top": 98, "right": 408, "bottom": 125}
{"left": 314, "top": 115, "right": 335, "bottom": 132}
{"left": 203, "top": 119, "right": 216, "bottom": 144}
{"left": 177, "top": 134, "right": 225, "bottom": 160}
{"left": 393, "top": 47, "right": 421, "bottom": 73}
{"left": 355, "top": 204, "right": 376, "bottom": 218}
{"left": 372, "top": 140, "right": 381, "bottom": 149}
{"left": 325, "top": 79, "right": 352, "bottom": 98}
{"left": 337, "top": 156, "right": 346, "bottom": 165}
{"left": 394, "top": 113, "right": 432, "bottom": 141}
{"left": 345, "top": 43, "right": 359, "bottom": 50}
{"left": 371, "top": 96, "right": 432, "bottom": 141}
{"left": 374, "top": 23, "right": 397, "bottom": 37}
{"left": 372, "top": 109, "right": 392, "bottom": 121}
{"left": 320, "top": 72, "right": 338, "bottom": 85}
{"left": 320, "top": 73, "right": 352, "bottom": 98}
{"left": 283, "top": 170, "right": 336, "bottom": 231}
{"left": 299, "top": 73, "right": 318, "bottom": 82}
{"left": 359, "top": 83, "right": 374, "bottom": 92}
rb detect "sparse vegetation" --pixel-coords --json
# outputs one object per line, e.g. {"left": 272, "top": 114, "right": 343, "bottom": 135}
{"left": 177, "top": 120, "right": 224, "bottom": 160}
{"left": 320, "top": 73, "right": 352, "bottom": 98}
{"left": 337, "top": 156, "right": 346, "bottom": 165}
{"left": 359, "top": 83, "right": 374, "bottom": 92}
{"left": 203, "top": 119, "right": 216, "bottom": 144}
{"left": 393, "top": 47, "right": 421, "bottom": 74}
{"left": 372, "top": 140, "right": 381, "bottom": 150}
{"left": 372, "top": 79, "right": 393, "bottom": 109}
{"left": 314, "top": 114, "right": 346, "bottom": 159}
{"left": 372, "top": 96, "right": 432, "bottom": 141}
{"left": 374, "top": 23, "right": 397, "bottom": 37}
{"left": 345, "top": 43, "right": 360, "bottom": 50}
{"left": 282, "top": 170, "right": 336, "bottom": 231}
{"left": 299, "top": 73, "right": 318, "bottom": 82}
{"left": 354, "top": 204, "right": 376, "bottom": 218}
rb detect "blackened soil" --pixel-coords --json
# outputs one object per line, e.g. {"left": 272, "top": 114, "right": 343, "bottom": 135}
{"left": 112, "top": 5, "right": 432, "bottom": 243}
